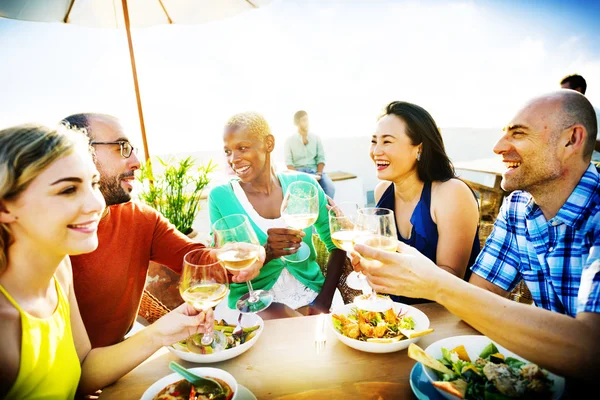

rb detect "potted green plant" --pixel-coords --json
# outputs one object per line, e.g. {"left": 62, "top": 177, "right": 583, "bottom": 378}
{"left": 137, "top": 156, "right": 217, "bottom": 312}
{"left": 137, "top": 156, "right": 216, "bottom": 236}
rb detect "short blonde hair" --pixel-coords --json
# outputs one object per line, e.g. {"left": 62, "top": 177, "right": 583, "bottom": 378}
{"left": 0, "top": 124, "right": 90, "bottom": 272}
{"left": 225, "top": 112, "right": 272, "bottom": 140}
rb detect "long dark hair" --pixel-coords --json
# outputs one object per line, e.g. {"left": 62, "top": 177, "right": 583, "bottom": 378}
{"left": 381, "top": 101, "right": 455, "bottom": 182}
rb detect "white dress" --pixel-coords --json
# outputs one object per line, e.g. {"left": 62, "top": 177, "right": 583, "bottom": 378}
{"left": 220, "top": 181, "right": 343, "bottom": 311}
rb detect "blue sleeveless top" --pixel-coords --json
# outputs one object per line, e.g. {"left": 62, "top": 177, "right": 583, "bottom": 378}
{"left": 376, "top": 181, "right": 480, "bottom": 304}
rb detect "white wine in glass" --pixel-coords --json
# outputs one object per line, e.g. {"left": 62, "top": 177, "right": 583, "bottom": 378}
{"left": 180, "top": 249, "right": 229, "bottom": 350}
{"left": 213, "top": 214, "right": 273, "bottom": 314}
{"left": 217, "top": 242, "right": 261, "bottom": 271}
{"left": 353, "top": 234, "right": 398, "bottom": 255}
{"left": 280, "top": 180, "right": 319, "bottom": 263}
{"left": 352, "top": 207, "right": 397, "bottom": 311}
{"left": 329, "top": 202, "right": 359, "bottom": 253}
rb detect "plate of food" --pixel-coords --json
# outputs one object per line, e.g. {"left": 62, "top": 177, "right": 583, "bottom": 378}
{"left": 140, "top": 367, "right": 251, "bottom": 400}
{"left": 168, "top": 307, "right": 264, "bottom": 363}
{"left": 328, "top": 301, "right": 432, "bottom": 353}
{"left": 408, "top": 335, "right": 565, "bottom": 400}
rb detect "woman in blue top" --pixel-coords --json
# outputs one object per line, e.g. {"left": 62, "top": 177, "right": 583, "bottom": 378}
{"left": 209, "top": 112, "right": 346, "bottom": 316}
{"left": 366, "top": 101, "right": 480, "bottom": 304}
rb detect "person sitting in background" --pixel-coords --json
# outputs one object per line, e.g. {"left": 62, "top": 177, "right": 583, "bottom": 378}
{"left": 0, "top": 124, "right": 212, "bottom": 399}
{"left": 560, "top": 73, "right": 600, "bottom": 162}
{"left": 284, "top": 110, "right": 336, "bottom": 199}
{"left": 62, "top": 113, "right": 262, "bottom": 348}
{"left": 209, "top": 112, "right": 346, "bottom": 315}
{"left": 368, "top": 101, "right": 480, "bottom": 304}
{"left": 352, "top": 90, "right": 600, "bottom": 385}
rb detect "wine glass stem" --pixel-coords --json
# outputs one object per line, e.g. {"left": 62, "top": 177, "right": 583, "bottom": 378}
{"left": 246, "top": 281, "right": 259, "bottom": 303}
{"left": 201, "top": 307, "right": 214, "bottom": 345}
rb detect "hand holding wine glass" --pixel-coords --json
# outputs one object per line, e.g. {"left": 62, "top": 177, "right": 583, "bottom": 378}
{"left": 179, "top": 249, "right": 229, "bottom": 351}
{"left": 280, "top": 180, "right": 319, "bottom": 263}
{"left": 213, "top": 214, "right": 273, "bottom": 314}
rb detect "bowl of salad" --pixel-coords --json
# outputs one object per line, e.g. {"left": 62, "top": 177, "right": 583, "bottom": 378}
{"left": 409, "top": 335, "right": 565, "bottom": 400}
{"left": 167, "top": 306, "right": 264, "bottom": 363}
{"left": 328, "top": 301, "right": 432, "bottom": 353}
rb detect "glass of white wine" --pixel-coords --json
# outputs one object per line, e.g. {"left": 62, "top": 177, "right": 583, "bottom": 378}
{"left": 329, "top": 202, "right": 370, "bottom": 292}
{"left": 329, "top": 202, "right": 359, "bottom": 253}
{"left": 180, "top": 249, "right": 229, "bottom": 351}
{"left": 280, "top": 181, "right": 319, "bottom": 263}
{"left": 352, "top": 207, "right": 397, "bottom": 311}
{"left": 212, "top": 214, "right": 273, "bottom": 314}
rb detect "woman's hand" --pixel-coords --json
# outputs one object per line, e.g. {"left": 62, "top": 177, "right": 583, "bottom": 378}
{"left": 264, "top": 228, "right": 305, "bottom": 262}
{"left": 352, "top": 241, "right": 444, "bottom": 300}
{"left": 147, "top": 303, "right": 214, "bottom": 347}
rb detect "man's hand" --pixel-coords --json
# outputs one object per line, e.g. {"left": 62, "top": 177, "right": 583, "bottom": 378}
{"left": 265, "top": 228, "right": 305, "bottom": 262}
{"left": 229, "top": 245, "right": 266, "bottom": 283}
{"left": 352, "top": 241, "right": 443, "bottom": 300}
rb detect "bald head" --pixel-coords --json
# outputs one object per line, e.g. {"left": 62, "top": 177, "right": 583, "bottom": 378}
{"left": 520, "top": 90, "right": 597, "bottom": 160}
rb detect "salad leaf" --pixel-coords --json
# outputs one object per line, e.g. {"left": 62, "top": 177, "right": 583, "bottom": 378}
{"left": 332, "top": 317, "right": 342, "bottom": 333}
{"left": 479, "top": 342, "right": 499, "bottom": 359}
{"left": 442, "top": 347, "right": 454, "bottom": 364}
{"left": 399, "top": 316, "right": 416, "bottom": 330}
{"left": 504, "top": 357, "right": 525, "bottom": 369}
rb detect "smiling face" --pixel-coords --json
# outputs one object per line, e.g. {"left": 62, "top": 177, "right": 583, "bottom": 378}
{"left": 89, "top": 117, "right": 141, "bottom": 206}
{"left": 370, "top": 114, "right": 422, "bottom": 182}
{"left": 494, "top": 98, "right": 564, "bottom": 193}
{"left": 223, "top": 126, "right": 274, "bottom": 183}
{"left": 3, "top": 147, "right": 105, "bottom": 257}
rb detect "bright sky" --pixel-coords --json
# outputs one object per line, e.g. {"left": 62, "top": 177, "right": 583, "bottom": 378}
{"left": 1, "top": 0, "right": 599, "bottom": 157}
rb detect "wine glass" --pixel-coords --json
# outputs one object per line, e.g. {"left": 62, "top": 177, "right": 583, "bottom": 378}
{"left": 180, "top": 249, "right": 229, "bottom": 351}
{"left": 352, "top": 207, "right": 397, "bottom": 311}
{"left": 212, "top": 214, "right": 273, "bottom": 314}
{"left": 280, "top": 181, "right": 319, "bottom": 263}
{"left": 329, "top": 202, "right": 359, "bottom": 253}
{"left": 329, "top": 202, "right": 370, "bottom": 292}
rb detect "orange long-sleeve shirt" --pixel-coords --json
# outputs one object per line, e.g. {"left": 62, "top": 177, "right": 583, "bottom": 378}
{"left": 70, "top": 201, "right": 205, "bottom": 348}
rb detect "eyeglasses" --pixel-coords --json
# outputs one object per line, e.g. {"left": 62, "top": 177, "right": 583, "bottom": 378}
{"left": 90, "top": 141, "right": 138, "bottom": 158}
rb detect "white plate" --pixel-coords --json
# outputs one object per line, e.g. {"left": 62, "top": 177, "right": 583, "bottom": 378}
{"left": 237, "top": 384, "right": 257, "bottom": 400}
{"left": 141, "top": 367, "right": 239, "bottom": 400}
{"left": 167, "top": 306, "right": 264, "bottom": 363}
{"left": 422, "top": 335, "right": 565, "bottom": 400}
{"left": 328, "top": 301, "right": 430, "bottom": 353}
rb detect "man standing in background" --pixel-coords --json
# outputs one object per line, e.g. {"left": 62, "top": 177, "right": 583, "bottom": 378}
{"left": 560, "top": 73, "right": 600, "bottom": 162}
{"left": 284, "top": 110, "right": 336, "bottom": 199}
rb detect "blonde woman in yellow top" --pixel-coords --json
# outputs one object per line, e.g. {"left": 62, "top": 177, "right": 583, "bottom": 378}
{"left": 0, "top": 124, "right": 213, "bottom": 399}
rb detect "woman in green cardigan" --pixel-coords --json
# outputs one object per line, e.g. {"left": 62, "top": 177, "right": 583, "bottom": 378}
{"left": 209, "top": 112, "right": 346, "bottom": 315}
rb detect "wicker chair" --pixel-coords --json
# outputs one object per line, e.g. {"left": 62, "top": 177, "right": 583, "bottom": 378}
{"left": 138, "top": 289, "right": 170, "bottom": 324}
{"left": 463, "top": 179, "right": 506, "bottom": 222}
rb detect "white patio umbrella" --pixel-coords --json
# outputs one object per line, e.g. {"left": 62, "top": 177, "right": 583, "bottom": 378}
{"left": 0, "top": 0, "right": 272, "bottom": 160}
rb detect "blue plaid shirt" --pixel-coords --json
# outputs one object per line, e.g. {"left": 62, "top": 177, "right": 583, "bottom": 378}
{"left": 471, "top": 163, "right": 600, "bottom": 317}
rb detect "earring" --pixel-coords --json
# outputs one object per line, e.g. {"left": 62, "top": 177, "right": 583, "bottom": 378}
{"left": 416, "top": 153, "right": 421, "bottom": 161}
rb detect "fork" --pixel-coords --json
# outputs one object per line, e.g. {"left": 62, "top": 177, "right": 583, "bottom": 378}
{"left": 314, "top": 313, "right": 327, "bottom": 354}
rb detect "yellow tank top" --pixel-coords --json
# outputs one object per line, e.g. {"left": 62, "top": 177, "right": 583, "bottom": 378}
{"left": 0, "top": 277, "right": 81, "bottom": 399}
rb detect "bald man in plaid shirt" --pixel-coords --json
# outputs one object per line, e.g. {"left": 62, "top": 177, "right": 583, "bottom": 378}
{"left": 351, "top": 90, "right": 599, "bottom": 387}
